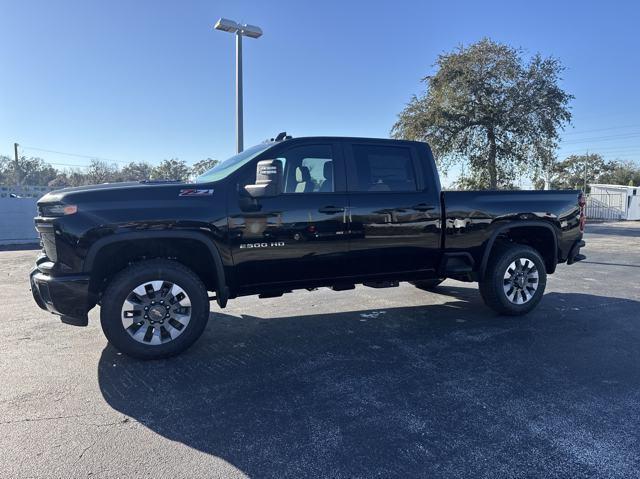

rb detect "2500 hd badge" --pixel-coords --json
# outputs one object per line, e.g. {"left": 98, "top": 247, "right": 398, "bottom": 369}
{"left": 239, "top": 242, "right": 286, "bottom": 249}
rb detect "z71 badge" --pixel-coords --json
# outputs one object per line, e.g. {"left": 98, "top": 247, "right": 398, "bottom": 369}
{"left": 179, "top": 189, "right": 214, "bottom": 196}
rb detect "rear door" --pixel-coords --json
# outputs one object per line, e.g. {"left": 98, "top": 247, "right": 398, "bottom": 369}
{"left": 344, "top": 140, "right": 441, "bottom": 276}
{"left": 228, "top": 141, "right": 350, "bottom": 286}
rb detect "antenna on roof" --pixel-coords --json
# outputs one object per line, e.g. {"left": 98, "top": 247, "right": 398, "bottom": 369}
{"left": 275, "top": 132, "right": 287, "bottom": 141}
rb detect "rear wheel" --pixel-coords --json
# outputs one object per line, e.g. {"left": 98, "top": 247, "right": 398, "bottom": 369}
{"left": 100, "top": 259, "right": 210, "bottom": 359}
{"left": 479, "top": 244, "right": 546, "bottom": 316}
{"left": 411, "top": 278, "right": 445, "bottom": 291}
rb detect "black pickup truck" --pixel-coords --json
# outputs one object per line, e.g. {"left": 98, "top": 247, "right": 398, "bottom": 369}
{"left": 31, "top": 135, "right": 586, "bottom": 358}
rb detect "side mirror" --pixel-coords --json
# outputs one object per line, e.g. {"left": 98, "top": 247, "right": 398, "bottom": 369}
{"left": 244, "top": 159, "right": 283, "bottom": 198}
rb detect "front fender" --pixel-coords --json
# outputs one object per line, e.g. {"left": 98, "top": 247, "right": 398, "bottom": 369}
{"left": 83, "top": 230, "right": 229, "bottom": 308}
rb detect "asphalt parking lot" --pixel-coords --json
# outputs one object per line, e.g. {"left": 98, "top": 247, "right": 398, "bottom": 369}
{"left": 1, "top": 222, "right": 639, "bottom": 478}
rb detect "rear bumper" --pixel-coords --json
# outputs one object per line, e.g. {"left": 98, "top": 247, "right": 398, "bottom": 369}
{"left": 567, "top": 239, "right": 586, "bottom": 265}
{"left": 30, "top": 265, "right": 94, "bottom": 325}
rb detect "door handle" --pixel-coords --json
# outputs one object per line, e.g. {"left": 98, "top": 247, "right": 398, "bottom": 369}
{"left": 412, "top": 203, "right": 436, "bottom": 212}
{"left": 318, "top": 205, "right": 345, "bottom": 214}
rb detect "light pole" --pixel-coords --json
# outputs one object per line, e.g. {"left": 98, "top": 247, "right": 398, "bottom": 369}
{"left": 214, "top": 18, "right": 263, "bottom": 153}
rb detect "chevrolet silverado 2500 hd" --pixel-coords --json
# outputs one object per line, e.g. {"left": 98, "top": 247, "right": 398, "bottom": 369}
{"left": 31, "top": 135, "right": 586, "bottom": 358}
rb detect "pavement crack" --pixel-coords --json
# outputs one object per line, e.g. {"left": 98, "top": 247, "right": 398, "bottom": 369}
{"left": 74, "top": 439, "right": 97, "bottom": 465}
{"left": 0, "top": 412, "right": 106, "bottom": 425}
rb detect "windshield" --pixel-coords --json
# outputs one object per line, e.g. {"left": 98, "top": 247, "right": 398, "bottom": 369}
{"left": 195, "top": 142, "right": 274, "bottom": 183}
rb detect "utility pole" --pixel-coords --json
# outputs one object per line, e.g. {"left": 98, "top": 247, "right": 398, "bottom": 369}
{"left": 236, "top": 31, "right": 243, "bottom": 153}
{"left": 13, "top": 142, "right": 20, "bottom": 186}
{"left": 583, "top": 151, "right": 588, "bottom": 193}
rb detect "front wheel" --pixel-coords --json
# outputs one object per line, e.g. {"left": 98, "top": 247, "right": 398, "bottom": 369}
{"left": 479, "top": 244, "right": 547, "bottom": 316}
{"left": 100, "top": 259, "right": 210, "bottom": 359}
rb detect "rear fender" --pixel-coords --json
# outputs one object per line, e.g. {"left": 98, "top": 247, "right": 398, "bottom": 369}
{"left": 479, "top": 221, "right": 559, "bottom": 277}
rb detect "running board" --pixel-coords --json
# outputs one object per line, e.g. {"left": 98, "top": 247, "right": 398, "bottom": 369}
{"left": 332, "top": 284, "right": 355, "bottom": 291}
{"left": 363, "top": 281, "right": 399, "bottom": 289}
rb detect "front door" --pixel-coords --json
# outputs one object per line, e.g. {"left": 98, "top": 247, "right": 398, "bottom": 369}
{"left": 228, "top": 142, "right": 350, "bottom": 287}
{"left": 344, "top": 140, "right": 441, "bottom": 277}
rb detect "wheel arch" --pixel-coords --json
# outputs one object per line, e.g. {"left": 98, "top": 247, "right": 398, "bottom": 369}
{"left": 479, "top": 221, "right": 559, "bottom": 277}
{"left": 84, "top": 231, "right": 229, "bottom": 308}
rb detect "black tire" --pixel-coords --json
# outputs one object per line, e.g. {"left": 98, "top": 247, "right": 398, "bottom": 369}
{"left": 479, "top": 243, "right": 547, "bottom": 316}
{"left": 100, "top": 259, "right": 210, "bottom": 359}
{"left": 411, "top": 278, "right": 445, "bottom": 291}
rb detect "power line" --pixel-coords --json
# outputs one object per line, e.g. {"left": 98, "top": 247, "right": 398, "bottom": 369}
{"left": 47, "top": 162, "right": 92, "bottom": 169}
{"left": 20, "top": 146, "right": 131, "bottom": 165}
{"left": 561, "top": 124, "right": 640, "bottom": 136}
{"left": 560, "top": 132, "right": 640, "bottom": 145}
{"left": 561, "top": 145, "right": 640, "bottom": 154}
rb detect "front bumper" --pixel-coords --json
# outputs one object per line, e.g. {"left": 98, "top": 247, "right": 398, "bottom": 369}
{"left": 30, "top": 263, "right": 94, "bottom": 326}
{"left": 567, "top": 239, "right": 586, "bottom": 265}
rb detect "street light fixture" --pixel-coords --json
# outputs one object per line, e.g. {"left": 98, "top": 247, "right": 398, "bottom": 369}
{"left": 214, "top": 18, "right": 263, "bottom": 153}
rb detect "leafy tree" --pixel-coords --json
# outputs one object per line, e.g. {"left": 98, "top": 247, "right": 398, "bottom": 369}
{"left": 48, "top": 174, "right": 70, "bottom": 188}
{"left": 454, "top": 170, "right": 520, "bottom": 190}
{"left": 151, "top": 158, "right": 190, "bottom": 181}
{"left": 191, "top": 158, "right": 219, "bottom": 179}
{"left": 392, "top": 38, "right": 572, "bottom": 189}
{"left": 550, "top": 153, "right": 607, "bottom": 190}
{"left": 120, "top": 161, "right": 153, "bottom": 181}
{"left": 0, "top": 155, "right": 57, "bottom": 185}
{"left": 0, "top": 156, "right": 12, "bottom": 184}
{"left": 66, "top": 169, "right": 90, "bottom": 187}
{"left": 85, "top": 160, "right": 120, "bottom": 184}
{"left": 596, "top": 160, "right": 640, "bottom": 187}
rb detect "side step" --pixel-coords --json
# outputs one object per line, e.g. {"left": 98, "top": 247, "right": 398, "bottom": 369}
{"left": 332, "top": 284, "right": 355, "bottom": 291}
{"left": 363, "top": 281, "right": 399, "bottom": 289}
{"left": 258, "top": 290, "right": 291, "bottom": 299}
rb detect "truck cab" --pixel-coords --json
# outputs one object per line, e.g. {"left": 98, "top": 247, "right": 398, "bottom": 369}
{"left": 221, "top": 137, "right": 442, "bottom": 292}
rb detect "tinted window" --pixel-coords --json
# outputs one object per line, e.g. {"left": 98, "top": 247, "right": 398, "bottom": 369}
{"left": 279, "top": 145, "right": 335, "bottom": 194}
{"left": 351, "top": 145, "right": 417, "bottom": 192}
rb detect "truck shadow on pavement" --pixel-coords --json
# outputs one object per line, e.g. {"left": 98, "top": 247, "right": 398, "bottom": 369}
{"left": 98, "top": 288, "right": 640, "bottom": 478}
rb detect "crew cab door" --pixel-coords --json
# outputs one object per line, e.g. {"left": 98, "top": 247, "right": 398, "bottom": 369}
{"left": 228, "top": 142, "right": 350, "bottom": 286}
{"left": 344, "top": 140, "right": 441, "bottom": 276}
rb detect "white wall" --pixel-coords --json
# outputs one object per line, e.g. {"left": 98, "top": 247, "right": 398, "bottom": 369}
{"left": 0, "top": 198, "right": 39, "bottom": 245}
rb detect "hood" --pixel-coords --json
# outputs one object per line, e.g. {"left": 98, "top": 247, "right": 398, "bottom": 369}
{"left": 38, "top": 180, "right": 188, "bottom": 204}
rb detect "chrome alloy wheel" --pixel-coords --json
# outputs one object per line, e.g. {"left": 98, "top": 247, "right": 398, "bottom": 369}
{"left": 120, "top": 280, "right": 192, "bottom": 345}
{"left": 503, "top": 258, "right": 539, "bottom": 305}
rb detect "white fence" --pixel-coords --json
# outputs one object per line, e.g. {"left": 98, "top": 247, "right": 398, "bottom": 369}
{"left": 585, "top": 192, "right": 627, "bottom": 221}
{"left": 0, "top": 197, "right": 39, "bottom": 245}
{"left": 0, "top": 185, "right": 58, "bottom": 245}
{"left": 0, "top": 185, "right": 54, "bottom": 199}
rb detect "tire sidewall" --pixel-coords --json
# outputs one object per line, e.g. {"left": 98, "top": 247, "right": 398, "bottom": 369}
{"left": 100, "top": 261, "right": 209, "bottom": 359}
{"left": 488, "top": 245, "right": 547, "bottom": 315}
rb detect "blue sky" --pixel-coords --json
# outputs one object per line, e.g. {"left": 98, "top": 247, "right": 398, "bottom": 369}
{"left": 1, "top": 0, "right": 639, "bottom": 185}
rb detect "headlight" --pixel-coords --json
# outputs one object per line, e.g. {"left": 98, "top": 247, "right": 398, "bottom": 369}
{"left": 40, "top": 204, "right": 78, "bottom": 216}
